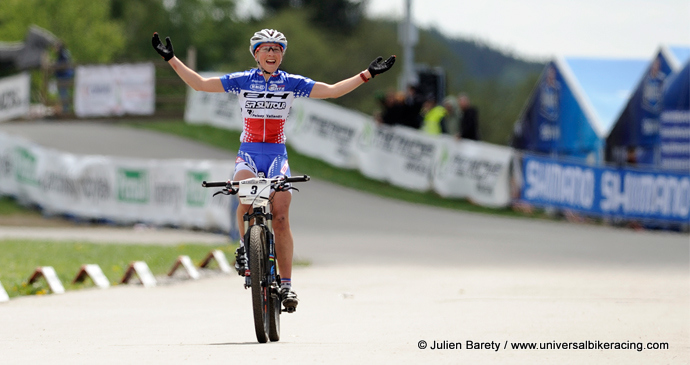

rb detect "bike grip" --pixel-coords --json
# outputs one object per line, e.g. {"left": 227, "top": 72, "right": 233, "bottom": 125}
{"left": 286, "top": 175, "right": 310, "bottom": 182}
{"left": 202, "top": 181, "right": 228, "bottom": 188}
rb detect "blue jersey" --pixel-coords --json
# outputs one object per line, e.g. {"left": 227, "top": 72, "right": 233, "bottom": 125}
{"left": 220, "top": 68, "right": 315, "bottom": 143}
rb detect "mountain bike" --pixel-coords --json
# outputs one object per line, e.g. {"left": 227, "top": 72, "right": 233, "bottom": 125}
{"left": 202, "top": 174, "right": 310, "bottom": 343}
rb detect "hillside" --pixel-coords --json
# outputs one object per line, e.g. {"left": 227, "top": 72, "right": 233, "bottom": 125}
{"left": 432, "top": 29, "right": 545, "bottom": 88}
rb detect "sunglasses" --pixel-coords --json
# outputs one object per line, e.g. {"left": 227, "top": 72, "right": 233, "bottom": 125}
{"left": 257, "top": 45, "right": 283, "bottom": 54}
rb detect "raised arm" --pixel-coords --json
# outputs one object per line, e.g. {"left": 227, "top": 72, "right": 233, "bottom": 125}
{"left": 310, "top": 56, "right": 396, "bottom": 99}
{"left": 152, "top": 33, "right": 224, "bottom": 93}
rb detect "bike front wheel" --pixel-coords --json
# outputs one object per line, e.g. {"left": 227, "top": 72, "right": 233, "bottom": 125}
{"left": 249, "top": 225, "right": 269, "bottom": 343}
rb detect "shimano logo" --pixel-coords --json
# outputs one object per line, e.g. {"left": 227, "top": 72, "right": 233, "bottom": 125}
{"left": 250, "top": 83, "right": 265, "bottom": 91}
{"left": 245, "top": 101, "right": 287, "bottom": 109}
{"left": 243, "top": 92, "right": 290, "bottom": 99}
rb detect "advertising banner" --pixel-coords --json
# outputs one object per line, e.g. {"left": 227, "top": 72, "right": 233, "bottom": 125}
{"left": 184, "top": 86, "right": 514, "bottom": 205}
{"left": 74, "top": 63, "right": 155, "bottom": 117}
{"left": 659, "top": 110, "right": 690, "bottom": 172}
{"left": 433, "top": 138, "right": 513, "bottom": 207}
{"left": 286, "top": 98, "right": 364, "bottom": 169}
{"left": 521, "top": 154, "right": 690, "bottom": 222}
{"left": 184, "top": 72, "right": 243, "bottom": 131}
{"left": 659, "top": 61, "right": 690, "bottom": 172}
{"left": 355, "top": 123, "right": 440, "bottom": 191}
{"left": 0, "top": 132, "right": 236, "bottom": 233}
{"left": 0, "top": 73, "right": 30, "bottom": 123}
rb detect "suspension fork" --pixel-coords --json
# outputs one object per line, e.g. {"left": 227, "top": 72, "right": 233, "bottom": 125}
{"left": 264, "top": 211, "right": 278, "bottom": 284}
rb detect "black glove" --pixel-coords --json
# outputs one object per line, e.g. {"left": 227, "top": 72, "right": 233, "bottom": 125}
{"left": 367, "top": 55, "right": 396, "bottom": 78}
{"left": 152, "top": 32, "right": 174, "bottom": 61}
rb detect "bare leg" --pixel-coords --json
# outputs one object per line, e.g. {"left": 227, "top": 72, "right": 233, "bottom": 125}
{"left": 234, "top": 169, "right": 257, "bottom": 241}
{"left": 270, "top": 190, "right": 293, "bottom": 280}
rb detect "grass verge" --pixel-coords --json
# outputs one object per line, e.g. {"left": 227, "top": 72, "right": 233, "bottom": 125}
{"left": 0, "top": 196, "right": 40, "bottom": 216}
{"left": 0, "top": 239, "right": 234, "bottom": 298}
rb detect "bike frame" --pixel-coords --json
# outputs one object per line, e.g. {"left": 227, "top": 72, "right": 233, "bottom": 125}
{"left": 241, "top": 203, "right": 277, "bottom": 290}
{"left": 202, "top": 174, "right": 309, "bottom": 343}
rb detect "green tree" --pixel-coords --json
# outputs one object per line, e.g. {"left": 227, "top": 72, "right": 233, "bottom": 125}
{"left": 245, "top": 10, "right": 399, "bottom": 113}
{"left": 110, "top": 0, "right": 247, "bottom": 69}
{"left": 260, "top": 0, "right": 364, "bottom": 35}
{"left": 0, "top": 0, "right": 125, "bottom": 63}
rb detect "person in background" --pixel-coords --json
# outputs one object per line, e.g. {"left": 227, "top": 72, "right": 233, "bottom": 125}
{"left": 54, "top": 42, "right": 74, "bottom": 115}
{"left": 442, "top": 95, "right": 461, "bottom": 137}
{"left": 420, "top": 96, "right": 447, "bottom": 135}
{"left": 458, "top": 93, "right": 479, "bottom": 140}
{"left": 374, "top": 89, "right": 405, "bottom": 126}
{"left": 401, "top": 84, "right": 424, "bottom": 129}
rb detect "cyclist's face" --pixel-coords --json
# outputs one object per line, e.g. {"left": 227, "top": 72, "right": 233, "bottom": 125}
{"left": 254, "top": 43, "right": 284, "bottom": 73}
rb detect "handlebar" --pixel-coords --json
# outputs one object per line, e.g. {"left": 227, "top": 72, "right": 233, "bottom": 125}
{"left": 201, "top": 181, "right": 228, "bottom": 188}
{"left": 202, "top": 174, "right": 310, "bottom": 188}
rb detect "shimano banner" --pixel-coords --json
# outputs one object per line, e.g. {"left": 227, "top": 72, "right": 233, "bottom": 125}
{"left": 521, "top": 154, "right": 690, "bottom": 222}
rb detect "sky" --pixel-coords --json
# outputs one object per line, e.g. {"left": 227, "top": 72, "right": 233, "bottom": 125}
{"left": 365, "top": 0, "right": 690, "bottom": 61}
{"left": 238, "top": 0, "right": 690, "bottom": 62}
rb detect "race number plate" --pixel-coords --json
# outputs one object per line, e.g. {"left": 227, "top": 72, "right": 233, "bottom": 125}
{"left": 238, "top": 178, "right": 271, "bottom": 206}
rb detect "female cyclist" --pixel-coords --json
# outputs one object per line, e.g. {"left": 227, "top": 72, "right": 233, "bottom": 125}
{"left": 153, "top": 29, "right": 395, "bottom": 312}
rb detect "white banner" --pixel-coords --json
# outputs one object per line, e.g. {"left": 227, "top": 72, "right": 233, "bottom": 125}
{"left": 74, "top": 63, "right": 155, "bottom": 117}
{"left": 183, "top": 86, "right": 515, "bottom": 207}
{"left": 355, "top": 123, "right": 442, "bottom": 191}
{"left": 184, "top": 72, "right": 243, "bottom": 130}
{"left": 0, "top": 132, "right": 235, "bottom": 233}
{"left": 286, "top": 98, "right": 365, "bottom": 169}
{"left": 433, "top": 138, "right": 514, "bottom": 207}
{"left": 0, "top": 73, "right": 30, "bottom": 123}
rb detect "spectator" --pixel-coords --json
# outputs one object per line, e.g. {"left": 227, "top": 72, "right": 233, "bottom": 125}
{"left": 54, "top": 42, "right": 74, "bottom": 114}
{"left": 458, "top": 93, "right": 479, "bottom": 140}
{"left": 442, "top": 95, "right": 461, "bottom": 136}
{"left": 420, "top": 97, "right": 447, "bottom": 135}
{"left": 401, "top": 84, "right": 424, "bottom": 129}
{"left": 375, "top": 89, "right": 406, "bottom": 126}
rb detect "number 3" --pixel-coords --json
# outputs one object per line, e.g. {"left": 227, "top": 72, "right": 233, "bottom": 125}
{"left": 251, "top": 185, "right": 258, "bottom": 194}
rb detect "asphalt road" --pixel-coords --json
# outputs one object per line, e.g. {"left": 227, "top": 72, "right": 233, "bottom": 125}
{"left": 1, "top": 121, "right": 688, "bottom": 364}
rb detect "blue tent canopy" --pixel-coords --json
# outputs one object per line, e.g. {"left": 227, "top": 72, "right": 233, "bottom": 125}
{"left": 605, "top": 45, "right": 690, "bottom": 168}
{"left": 512, "top": 56, "right": 647, "bottom": 163}
{"left": 663, "top": 60, "right": 690, "bottom": 110}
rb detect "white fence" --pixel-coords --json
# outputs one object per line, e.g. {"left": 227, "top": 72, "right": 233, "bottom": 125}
{"left": 0, "top": 73, "right": 30, "bottom": 123}
{"left": 0, "top": 132, "right": 235, "bottom": 232}
{"left": 184, "top": 81, "right": 514, "bottom": 208}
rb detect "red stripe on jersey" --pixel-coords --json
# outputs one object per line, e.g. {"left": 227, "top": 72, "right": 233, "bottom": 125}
{"left": 242, "top": 117, "right": 286, "bottom": 143}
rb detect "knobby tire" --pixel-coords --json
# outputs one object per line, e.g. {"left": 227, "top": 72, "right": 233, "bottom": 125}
{"left": 249, "top": 225, "right": 269, "bottom": 343}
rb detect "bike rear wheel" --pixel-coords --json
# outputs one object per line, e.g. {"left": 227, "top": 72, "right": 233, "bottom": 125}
{"left": 268, "top": 273, "right": 281, "bottom": 342}
{"left": 249, "top": 225, "right": 269, "bottom": 343}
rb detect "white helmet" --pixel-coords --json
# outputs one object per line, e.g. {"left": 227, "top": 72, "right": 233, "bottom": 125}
{"left": 249, "top": 29, "right": 287, "bottom": 56}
